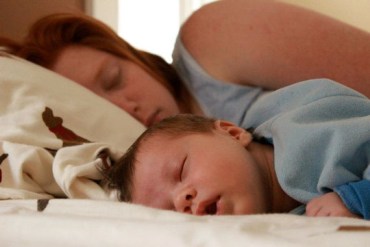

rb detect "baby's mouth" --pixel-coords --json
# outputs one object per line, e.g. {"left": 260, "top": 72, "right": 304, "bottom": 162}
{"left": 198, "top": 196, "right": 221, "bottom": 215}
{"left": 205, "top": 201, "right": 218, "bottom": 215}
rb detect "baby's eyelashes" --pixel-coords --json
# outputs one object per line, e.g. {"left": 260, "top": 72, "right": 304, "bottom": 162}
{"left": 179, "top": 155, "right": 188, "bottom": 182}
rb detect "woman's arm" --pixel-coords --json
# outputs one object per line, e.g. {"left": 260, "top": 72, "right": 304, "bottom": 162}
{"left": 181, "top": 0, "right": 370, "bottom": 96}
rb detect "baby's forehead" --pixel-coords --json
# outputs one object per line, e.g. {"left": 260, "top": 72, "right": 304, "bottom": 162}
{"left": 138, "top": 130, "right": 219, "bottom": 157}
{"left": 143, "top": 130, "right": 189, "bottom": 142}
{"left": 137, "top": 133, "right": 173, "bottom": 152}
{"left": 137, "top": 131, "right": 202, "bottom": 154}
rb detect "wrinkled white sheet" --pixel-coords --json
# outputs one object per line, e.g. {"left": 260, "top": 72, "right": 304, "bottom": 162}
{"left": 1, "top": 199, "right": 369, "bottom": 247}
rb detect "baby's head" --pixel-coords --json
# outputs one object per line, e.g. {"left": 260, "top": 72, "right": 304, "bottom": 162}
{"left": 104, "top": 114, "right": 270, "bottom": 215}
{"left": 104, "top": 114, "right": 216, "bottom": 202}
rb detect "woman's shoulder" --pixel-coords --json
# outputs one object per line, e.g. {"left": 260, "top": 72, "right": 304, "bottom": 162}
{"left": 179, "top": 0, "right": 281, "bottom": 85}
{"left": 181, "top": 0, "right": 267, "bottom": 44}
{"left": 179, "top": 0, "right": 253, "bottom": 83}
{"left": 179, "top": 1, "right": 225, "bottom": 76}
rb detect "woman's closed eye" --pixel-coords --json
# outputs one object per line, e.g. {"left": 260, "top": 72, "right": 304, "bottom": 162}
{"left": 104, "top": 66, "right": 122, "bottom": 91}
{"left": 100, "top": 60, "right": 123, "bottom": 91}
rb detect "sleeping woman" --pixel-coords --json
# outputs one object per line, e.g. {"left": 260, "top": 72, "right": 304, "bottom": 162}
{"left": 0, "top": 0, "right": 370, "bottom": 129}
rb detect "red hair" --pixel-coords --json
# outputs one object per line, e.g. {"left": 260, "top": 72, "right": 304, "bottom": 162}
{"left": 0, "top": 13, "right": 192, "bottom": 112}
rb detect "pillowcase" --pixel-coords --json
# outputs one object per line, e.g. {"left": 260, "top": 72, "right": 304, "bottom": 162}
{"left": 0, "top": 52, "right": 145, "bottom": 199}
{"left": 0, "top": 52, "right": 145, "bottom": 147}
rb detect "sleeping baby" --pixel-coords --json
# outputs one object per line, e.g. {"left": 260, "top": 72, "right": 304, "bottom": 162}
{"left": 101, "top": 79, "right": 370, "bottom": 219}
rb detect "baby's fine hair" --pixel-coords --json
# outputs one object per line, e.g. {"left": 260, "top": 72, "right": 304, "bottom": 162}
{"left": 102, "top": 114, "right": 217, "bottom": 202}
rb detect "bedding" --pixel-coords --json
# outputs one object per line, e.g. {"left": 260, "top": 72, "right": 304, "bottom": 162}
{"left": 1, "top": 199, "right": 370, "bottom": 247}
{"left": 0, "top": 52, "right": 145, "bottom": 199}
{"left": 1, "top": 52, "right": 370, "bottom": 247}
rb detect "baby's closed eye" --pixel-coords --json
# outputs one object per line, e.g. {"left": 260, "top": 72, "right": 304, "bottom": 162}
{"left": 179, "top": 155, "right": 188, "bottom": 181}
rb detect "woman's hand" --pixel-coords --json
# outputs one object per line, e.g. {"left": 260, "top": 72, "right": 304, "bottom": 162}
{"left": 306, "top": 192, "right": 360, "bottom": 218}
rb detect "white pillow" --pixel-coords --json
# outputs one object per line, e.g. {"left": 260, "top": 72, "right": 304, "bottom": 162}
{"left": 0, "top": 52, "right": 145, "bottom": 199}
{"left": 0, "top": 52, "right": 145, "bottom": 149}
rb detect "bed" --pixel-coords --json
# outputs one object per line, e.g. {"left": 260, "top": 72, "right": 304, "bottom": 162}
{"left": 1, "top": 52, "right": 370, "bottom": 246}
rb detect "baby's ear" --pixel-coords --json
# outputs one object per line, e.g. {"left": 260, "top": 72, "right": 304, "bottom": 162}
{"left": 214, "top": 120, "right": 253, "bottom": 146}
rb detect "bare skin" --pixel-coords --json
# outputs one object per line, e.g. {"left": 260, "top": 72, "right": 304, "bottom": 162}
{"left": 306, "top": 192, "right": 360, "bottom": 218}
{"left": 181, "top": 0, "right": 370, "bottom": 96}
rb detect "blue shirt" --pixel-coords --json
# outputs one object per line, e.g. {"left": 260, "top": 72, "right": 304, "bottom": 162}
{"left": 246, "top": 79, "right": 370, "bottom": 219}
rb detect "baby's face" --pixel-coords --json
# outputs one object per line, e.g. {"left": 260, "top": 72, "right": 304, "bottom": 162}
{"left": 131, "top": 124, "right": 269, "bottom": 216}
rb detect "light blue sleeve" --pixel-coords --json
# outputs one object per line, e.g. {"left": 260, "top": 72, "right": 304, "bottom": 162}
{"left": 249, "top": 79, "right": 370, "bottom": 210}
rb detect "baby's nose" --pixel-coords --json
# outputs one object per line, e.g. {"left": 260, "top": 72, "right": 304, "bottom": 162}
{"left": 174, "top": 188, "right": 197, "bottom": 214}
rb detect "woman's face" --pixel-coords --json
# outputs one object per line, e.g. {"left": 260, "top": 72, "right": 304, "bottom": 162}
{"left": 51, "top": 45, "right": 180, "bottom": 127}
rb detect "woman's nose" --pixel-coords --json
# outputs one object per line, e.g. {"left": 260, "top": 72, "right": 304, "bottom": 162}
{"left": 111, "top": 96, "right": 143, "bottom": 121}
{"left": 174, "top": 188, "right": 197, "bottom": 214}
{"left": 120, "top": 97, "right": 139, "bottom": 114}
